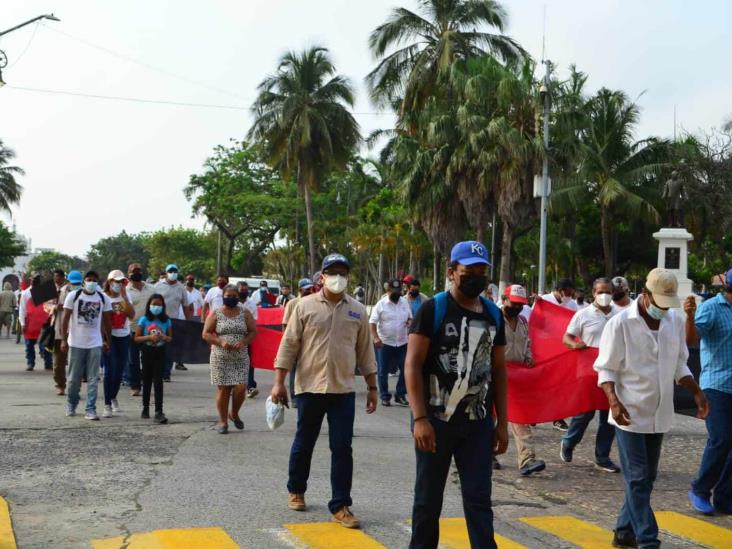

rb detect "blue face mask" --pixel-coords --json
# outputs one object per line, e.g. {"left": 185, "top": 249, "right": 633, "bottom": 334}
{"left": 150, "top": 305, "right": 163, "bottom": 316}
{"left": 83, "top": 281, "right": 97, "bottom": 294}
{"left": 647, "top": 301, "right": 667, "bottom": 320}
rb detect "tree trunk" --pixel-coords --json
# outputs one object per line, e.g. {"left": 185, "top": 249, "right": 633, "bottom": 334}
{"left": 432, "top": 244, "right": 440, "bottom": 292}
{"left": 600, "top": 207, "right": 613, "bottom": 277}
{"left": 377, "top": 233, "right": 385, "bottom": 289}
{"left": 302, "top": 183, "right": 317, "bottom": 276}
{"left": 498, "top": 222, "right": 514, "bottom": 290}
{"left": 226, "top": 237, "right": 235, "bottom": 275}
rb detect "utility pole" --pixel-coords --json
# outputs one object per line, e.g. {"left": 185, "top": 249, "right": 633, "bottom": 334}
{"left": 537, "top": 59, "right": 552, "bottom": 295}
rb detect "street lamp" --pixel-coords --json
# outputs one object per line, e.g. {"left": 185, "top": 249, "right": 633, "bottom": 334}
{"left": 0, "top": 13, "right": 60, "bottom": 87}
{"left": 537, "top": 59, "right": 552, "bottom": 295}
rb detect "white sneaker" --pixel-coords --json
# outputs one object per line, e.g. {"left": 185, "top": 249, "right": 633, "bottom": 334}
{"left": 111, "top": 399, "right": 121, "bottom": 413}
{"left": 85, "top": 411, "right": 99, "bottom": 421}
{"left": 102, "top": 405, "right": 113, "bottom": 418}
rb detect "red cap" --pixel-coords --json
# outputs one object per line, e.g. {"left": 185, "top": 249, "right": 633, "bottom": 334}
{"left": 402, "top": 275, "right": 415, "bottom": 284}
{"left": 505, "top": 284, "right": 528, "bottom": 304}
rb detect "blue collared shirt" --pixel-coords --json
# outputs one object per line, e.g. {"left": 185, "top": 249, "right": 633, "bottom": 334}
{"left": 695, "top": 292, "right": 732, "bottom": 394}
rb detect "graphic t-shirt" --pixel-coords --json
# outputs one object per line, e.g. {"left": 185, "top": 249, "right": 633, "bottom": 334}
{"left": 410, "top": 293, "right": 506, "bottom": 422}
{"left": 108, "top": 295, "right": 132, "bottom": 337}
{"left": 137, "top": 316, "right": 171, "bottom": 347}
{"left": 63, "top": 290, "right": 112, "bottom": 349}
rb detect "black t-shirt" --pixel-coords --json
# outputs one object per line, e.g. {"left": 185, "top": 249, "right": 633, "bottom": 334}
{"left": 410, "top": 292, "right": 506, "bottom": 422}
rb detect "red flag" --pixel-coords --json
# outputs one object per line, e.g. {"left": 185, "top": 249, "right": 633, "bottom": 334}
{"left": 249, "top": 307, "right": 284, "bottom": 370}
{"left": 506, "top": 299, "right": 609, "bottom": 424}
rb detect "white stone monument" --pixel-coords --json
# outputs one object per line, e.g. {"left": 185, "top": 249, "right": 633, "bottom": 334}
{"left": 653, "top": 227, "right": 694, "bottom": 301}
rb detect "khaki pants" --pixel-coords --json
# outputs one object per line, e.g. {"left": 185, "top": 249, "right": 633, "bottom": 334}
{"left": 510, "top": 423, "right": 536, "bottom": 469}
{"left": 53, "top": 339, "right": 67, "bottom": 389}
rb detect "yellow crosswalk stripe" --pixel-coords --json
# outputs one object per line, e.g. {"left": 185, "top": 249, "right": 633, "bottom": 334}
{"left": 0, "top": 497, "right": 17, "bottom": 549}
{"left": 284, "top": 522, "right": 387, "bottom": 548}
{"left": 439, "top": 518, "right": 527, "bottom": 549}
{"left": 656, "top": 511, "right": 732, "bottom": 548}
{"left": 520, "top": 515, "right": 614, "bottom": 548}
{"left": 90, "top": 527, "right": 240, "bottom": 549}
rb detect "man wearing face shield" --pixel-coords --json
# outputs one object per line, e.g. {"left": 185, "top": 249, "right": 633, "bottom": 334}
{"left": 405, "top": 241, "right": 507, "bottom": 549}
{"left": 272, "top": 254, "right": 378, "bottom": 529}
{"left": 594, "top": 268, "right": 708, "bottom": 549}
{"left": 612, "top": 276, "right": 633, "bottom": 309}
{"left": 560, "top": 278, "right": 621, "bottom": 473}
{"left": 370, "top": 279, "right": 412, "bottom": 407}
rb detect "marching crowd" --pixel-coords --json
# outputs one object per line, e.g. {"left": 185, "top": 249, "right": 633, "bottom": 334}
{"left": 2, "top": 238, "right": 731, "bottom": 549}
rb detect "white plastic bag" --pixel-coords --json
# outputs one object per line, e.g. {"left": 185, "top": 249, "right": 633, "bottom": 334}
{"left": 265, "top": 396, "right": 285, "bottom": 430}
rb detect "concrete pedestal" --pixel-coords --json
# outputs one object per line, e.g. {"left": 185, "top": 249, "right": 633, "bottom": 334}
{"left": 653, "top": 227, "right": 694, "bottom": 302}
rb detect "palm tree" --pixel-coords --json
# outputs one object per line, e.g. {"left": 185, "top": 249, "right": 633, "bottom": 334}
{"left": 249, "top": 47, "right": 361, "bottom": 274}
{"left": 366, "top": 0, "right": 525, "bottom": 112}
{"left": 0, "top": 140, "right": 24, "bottom": 213}
{"left": 555, "top": 88, "right": 666, "bottom": 276}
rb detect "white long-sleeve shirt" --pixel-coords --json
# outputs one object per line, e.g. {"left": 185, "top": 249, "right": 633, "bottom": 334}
{"left": 18, "top": 288, "right": 32, "bottom": 327}
{"left": 593, "top": 298, "right": 692, "bottom": 434}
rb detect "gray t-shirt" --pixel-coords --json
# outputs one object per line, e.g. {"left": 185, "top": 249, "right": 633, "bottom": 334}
{"left": 154, "top": 281, "right": 188, "bottom": 320}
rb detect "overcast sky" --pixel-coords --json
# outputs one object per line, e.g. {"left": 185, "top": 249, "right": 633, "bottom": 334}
{"left": 1, "top": 0, "right": 729, "bottom": 257}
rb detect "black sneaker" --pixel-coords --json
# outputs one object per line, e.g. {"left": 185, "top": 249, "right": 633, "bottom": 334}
{"left": 141, "top": 407, "right": 150, "bottom": 419}
{"left": 553, "top": 419, "right": 569, "bottom": 432}
{"left": 394, "top": 396, "right": 409, "bottom": 407}
{"left": 560, "top": 440, "right": 573, "bottom": 463}
{"left": 174, "top": 363, "right": 187, "bottom": 371}
{"left": 25, "top": 366, "right": 34, "bottom": 371}
{"left": 154, "top": 412, "right": 168, "bottom": 424}
{"left": 519, "top": 459, "right": 546, "bottom": 477}
{"left": 163, "top": 377, "right": 171, "bottom": 383}
{"left": 492, "top": 457, "right": 501, "bottom": 470}
{"left": 381, "top": 399, "right": 391, "bottom": 407}
{"left": 596, "top": 460, "right": 621, "bottom": 473}
{"left": 611, "top": 530, "right": 637, "bottom": 548}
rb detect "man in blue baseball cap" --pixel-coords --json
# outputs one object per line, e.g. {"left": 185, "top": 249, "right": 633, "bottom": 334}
{"left": 686, "top": 268, "right": 732, "bottom": 515}
{"left": 154, "top": 263, "right": 191, "bottom": 380}
{"left": 405, "top": 240, "right": 508, "bottom": 548}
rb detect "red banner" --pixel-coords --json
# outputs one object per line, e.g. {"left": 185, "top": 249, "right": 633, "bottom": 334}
{"left": 249, "top": 307, "right": 285, "bottom": 370}
{"left": 506, "top": 299, "right": 608, "bottom": 424}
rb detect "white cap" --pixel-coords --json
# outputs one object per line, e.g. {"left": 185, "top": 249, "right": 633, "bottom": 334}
{"left": 107, "top": 269, "right": 127, "bottom": 281}
{"left": 646, "top": 268, "right": 680, "bottom": 308}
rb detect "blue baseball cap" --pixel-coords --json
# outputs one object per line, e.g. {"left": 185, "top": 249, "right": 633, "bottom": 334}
{"left": 298, "top": 278, "right": 314, "bottom": 290}
{"left": 321, "top": 254, "right": 350, "bottom": 271}
{"left": 726, "top": 269, "right": 732, "bottom": 286}
{"left": 450, "top": 241, "right": 491, "bottom": 266}
{"left": 67, "top": 270, "right": 83, "bottom": 284}
{"left": 165, "top": 264, "right": 178, "bottom": 272}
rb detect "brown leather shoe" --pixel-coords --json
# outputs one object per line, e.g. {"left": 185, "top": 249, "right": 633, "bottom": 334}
{"left": 288, "top": 493, "right": 306, "bottom": 511}
{"left": 130, "top": 389, "right": 141, "bottom": 397}
{"left": 331, "top": 506, "right": 360, "bottom": 529}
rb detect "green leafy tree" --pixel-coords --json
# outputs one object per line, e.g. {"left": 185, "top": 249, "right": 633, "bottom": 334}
{"left": 87, "top": 231, "right": 151, "bottom": 276}
{"left": 27, "top": 251, "right": 76, "bottom": 274}
{"left": 0, "top": 140, "right": 24, "bottom": 213}
{"left": 249, "top": 46, "right": 361, "bottom": 274}
{"left": 0, "top": 222, "right": 26, "bottom": 268}
{"left": 184, "top": 141, "right": 294, "bottom": 275}
{"left": 145, "top": 227, "right": 217, "bottom": 282}
{"left": 366, "top": 0, "right": 525, "bottom": 111}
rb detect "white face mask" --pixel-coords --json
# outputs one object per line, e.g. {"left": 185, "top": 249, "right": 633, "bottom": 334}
{"left": 595, "top": 293, "right": 613, "bottom": 307}
{"left": 167, "top": 272, "right": 178, "bottom": 282}
{"left": 110, "top": 282, "right": 122, "bottom": 294}
{"left": 560, "top": 295, "right": 572, "bottom": 304}
{"left": 324, "top": 274, "right": 348, "bottom": 294}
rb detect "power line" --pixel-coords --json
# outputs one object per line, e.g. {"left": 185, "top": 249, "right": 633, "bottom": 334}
{"left": 6, "top": 21, "right": 41, "bottom": 69}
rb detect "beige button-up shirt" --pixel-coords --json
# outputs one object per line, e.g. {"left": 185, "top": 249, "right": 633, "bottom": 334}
{"left": 274, "top": 291, "right": 377, "bottom": 394}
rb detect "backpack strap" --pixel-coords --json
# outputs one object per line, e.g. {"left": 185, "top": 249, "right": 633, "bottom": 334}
{"left": 432, "top": 291, "right": 503, "bottom": 336}
{"left": 72, "top": 289, "right": 106, "bottom": 306}
{"left": 72, "top": 288, "right": 83, "bottom": 303}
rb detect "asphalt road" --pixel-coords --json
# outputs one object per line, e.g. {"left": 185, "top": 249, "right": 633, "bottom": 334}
{"left": 1, "top": 337, "right": 730, "bottom": 548}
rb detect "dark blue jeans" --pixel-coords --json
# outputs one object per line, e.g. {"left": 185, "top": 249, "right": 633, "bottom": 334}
{"left": 125, "top": 335, "right": 142, "bottom": 390}
{"left": 376, "top": 344, "right": 407, "bottom": 401}
{"left": 287, "top": 392, "right": 355, "bottom": 513}
{"left": 562, "top": 409, "right": 615, "bottom": 463}
{"left": 615, "top": 428, "right": 663, "bottom": 549}
{"left": 24, "top": 338, "right": 51, "bottom": 369}
{"left": 411, "top": 416, "right": 496, "bottom": 549}
{"left": 102, "top": 335, "right": 130, "bottom": 405}
{"left": 692, "top": 389, "right": 732, "bottom": 507}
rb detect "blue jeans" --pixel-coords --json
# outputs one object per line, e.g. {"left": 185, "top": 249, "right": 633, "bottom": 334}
{"left": 692, "top": 389, "right": 732, "bottom": 507}
{"left": 411, "top": 416, "right": 496, "bottom": 549}
{"left": 614, "top": 428, "right": 663, "bottom": 549}
{"left": 24, "top": 338, "right": 52, "bottom": 369}
{"left": 125, "top": 335, "right": 142, "bottom": 390}
{"left": 376, "top": 344, "right": 407, "bottom": 402}
{"left": 102, "top": 335, "right": 129, "bottom": 405}
{"left": 287, "top": 392, "right": 355, "bottom": 513}
{"left": 562, "top": 409, "right": 615, "bottom": 463}
{"left": 67, "top": 346, "right": 102, "bottom": 413}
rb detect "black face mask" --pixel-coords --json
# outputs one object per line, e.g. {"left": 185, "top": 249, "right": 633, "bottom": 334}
{"left": 238, "top": 291, "right": 249, "bottom": 301}
{"left": 504, "top": 306, "right": 521, "bottom": 318}
{"left": 409, "top": 289, "right": 420, "bottom": 297}
{"left": 389, "top": 291, "right": 401, "bottom": 303}
{"left": 186, "top": 281, "right": 195, "bottom": 288}
{"left": 458, "top": 274, "right": 488, "bottom": 299}
{"left": 612, "top": 291, "right": 626, "bottom": 301}
{"left": 576, "top": 296, "right": 585, "bottom": 304}
{"left": 129, "top": 272, "right": 143, "bottom": 282}
{"left": 223, "top": 296, "right": 239, "bottom": 308}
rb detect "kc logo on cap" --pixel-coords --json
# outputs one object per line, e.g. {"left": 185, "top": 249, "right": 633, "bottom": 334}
{"left": 450, "top": 240, "right": 491, "bottom": 266}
